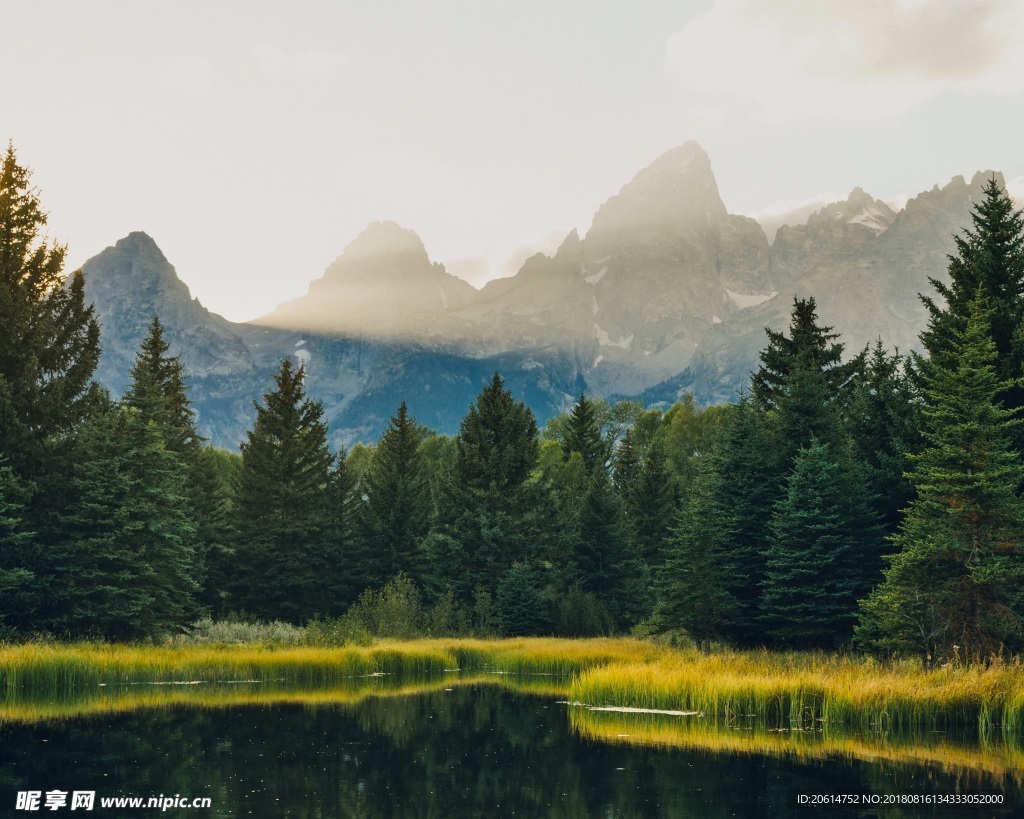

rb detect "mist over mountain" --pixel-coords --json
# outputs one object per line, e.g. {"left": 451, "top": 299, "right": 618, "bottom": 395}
{"left": 80, "top": 143, "right": 999, "bottom": 448}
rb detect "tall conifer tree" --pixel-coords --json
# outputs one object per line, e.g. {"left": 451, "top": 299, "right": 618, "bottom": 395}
{"left": 355, "top": 402, "right": 430, "bottom": 589}
{"left": 0, "top": 145, "right": 101, "bottom": 478}
{"left": 761, "top": 439, "right": 883, "bottom": 648}
{"left": 859, "top": 295, "right": 1024, "bottom": 660}
{"left": 430, "top": 374, "right": 544, "bottom": 599}
{"left": 49, "top": 404, "right": 199, "bottom": 639}
{"left": 231, "top": 359, "right": 340, "bottom": 622}
{"left": 656, "top": 455, "right": 738, "bottom": 650}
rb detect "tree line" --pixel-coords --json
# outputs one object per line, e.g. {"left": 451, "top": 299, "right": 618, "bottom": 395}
{"left": 2, "top": 145, "right": 1023, "bottom": 661}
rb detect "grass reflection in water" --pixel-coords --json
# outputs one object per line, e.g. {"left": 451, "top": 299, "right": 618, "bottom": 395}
{"left": 2, "top": 638, "right": 1023, "bottom": 785}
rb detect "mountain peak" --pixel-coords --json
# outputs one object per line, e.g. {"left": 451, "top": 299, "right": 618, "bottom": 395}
{"left": 257, "top": 220, "right": 475, "bottom": 333}
{"left": 585, "top": 141, "right": 726, "bottom": 250}
{"left": 338, "top": 220, "right": 430, "bottom": 267}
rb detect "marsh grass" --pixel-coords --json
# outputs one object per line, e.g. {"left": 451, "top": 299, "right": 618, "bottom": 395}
{"left": 570, "top": 707, "right": 1024, "bottom": 782}
{"left": 569, "top": 649, "right": 1024, "bottom": 738}
{"left": 0, "top": 638, "right": 654, "bottom": 700}
{"left": 4, "top": 639, "right": 1023, "bottom": 746}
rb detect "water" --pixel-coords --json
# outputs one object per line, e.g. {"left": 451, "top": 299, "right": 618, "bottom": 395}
{"left": 1, "top": 682, "right": 1021, "bottom": 817}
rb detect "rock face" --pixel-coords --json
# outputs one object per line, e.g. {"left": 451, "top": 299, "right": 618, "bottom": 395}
{"left": 580, "top": 141, "right": 773, "bottom": 393}
{"left": 260, "top": 221, "right": 476, "bottom": 337}
{"left": 79, "top": 147, "right": 1007, "bottom": 448}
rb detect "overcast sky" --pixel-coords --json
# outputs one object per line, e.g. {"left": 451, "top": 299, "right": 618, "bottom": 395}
{"left": 4, "top": 0, "right": 1024, "bottom": 322}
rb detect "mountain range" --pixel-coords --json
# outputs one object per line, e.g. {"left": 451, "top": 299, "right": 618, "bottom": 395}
{"left": 79, "top": 141, "right": 1000, "bottom": 449}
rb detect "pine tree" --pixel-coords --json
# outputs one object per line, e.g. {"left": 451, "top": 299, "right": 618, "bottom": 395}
{"left": 563, "top": 393, "right": 609, "bottom": 473}
{"left": 435, "top": 373, "right": 545, "bottom": 596}
{"left": 122, "top": 316, "right": 214, "bottom": 613}
{"left": 655, "top": 456, "right": 738, "bottom": 650}
{"left": 846, "top": 342, "right": 923, "bottom": 530}
{"left": 231, "top": 359, "right": 340, "bottom": 622}
{"left": 355, "top": 402, "right": 430, "bottom": 589}
{"left": 858, "top": 295, "right": 1024, "bottom": 661}
{"left": 627, "top": 438, "right": 677, "bottom": 571}
{"left": 761, "top": 439, "right": 883, "bottom": 648}
{"left": 709, "top": 397, "right": 783, "bottom": 642}
{"left": 48, "top": 405, "right": 198, "bottom": 639}
{"left": 572, "top": 469, "right": 644, "bottom": 629}
{"left": 0, "top": 146, "right": 102, "bottom": 621}
{"left": 456, "top": 373, "right": 540, "bottom": 502}
{"left": 751, "top": 296, "right": 861, "bottom": 413}
{"left": 0, "top": 461, "right": 33, "bottom": 632}
{"left": 919, "top": 179, "right": 1024, "bottom": 386}
{"left": 495, "top": 564, "right": 548, "bottom": 636}
{"left": 124, "top": 316, "right": 201, "bottom": 454}
{"left": 0, "top": 145, "right": 101, "bottom": 477}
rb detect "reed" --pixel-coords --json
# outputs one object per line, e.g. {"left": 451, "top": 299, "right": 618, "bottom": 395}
{"left": 4, "top": 640, "right": 1023, "bottom": 741}
{"left": 570, "top": 706, "right": 1024, "bottom": 782}
{"left": 0, "top": 643, "right": 453, "bottom": 693}
{"left": 569, "top": 650, "right": 1024, "bottom": 737}
{"left": 447, "top": 637, "right": 663, "bottom": 677}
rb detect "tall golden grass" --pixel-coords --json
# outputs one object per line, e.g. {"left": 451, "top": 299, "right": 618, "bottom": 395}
{"left": 0, "top": 638, "right": 657, "bottom": 697}
{"left": 4, "top": 639, "right": 1023, "bottom": 748}
{"left": 570, "top": 707, "right": 1024, "bottom": 782}
{"left": 568, "top": 649, "right": 1024, "bottom": 738}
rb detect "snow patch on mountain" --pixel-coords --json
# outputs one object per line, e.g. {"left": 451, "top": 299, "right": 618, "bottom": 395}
{"left": 727, "top": 289, "right": 776, "bottom": 308}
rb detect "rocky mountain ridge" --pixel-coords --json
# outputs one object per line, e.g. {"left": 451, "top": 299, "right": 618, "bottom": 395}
{"left": 80, "top": 143, "right": 1001, "bottom": 448}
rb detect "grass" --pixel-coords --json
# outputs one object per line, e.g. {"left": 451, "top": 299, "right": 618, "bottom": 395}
{"left": 0, "top": 637, "right": 659, "bottom": 697}
{"left": 568, "top": 649, "right": 1024, "bottom": 738}
{"left": 3, "top": 637, "right": 1023, "bottom": 757}
{"left": 570, "top": 707, "right": 1024, "bottom": 782}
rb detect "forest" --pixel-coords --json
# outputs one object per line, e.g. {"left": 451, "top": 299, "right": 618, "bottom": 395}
{"left": 2, "top": 144, "right": 1024, "bottom": 665}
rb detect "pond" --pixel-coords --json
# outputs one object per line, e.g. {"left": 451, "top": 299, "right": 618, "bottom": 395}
{"left": 1, "top": 676, "right": 1021, "bottom": 818}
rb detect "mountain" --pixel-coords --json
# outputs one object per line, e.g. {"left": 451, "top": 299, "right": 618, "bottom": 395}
{"left": 260, "top": 221, "right": 476, "bottom": 338}
{"left": 79, "top": 147, "right": 1005, "bottom": 448}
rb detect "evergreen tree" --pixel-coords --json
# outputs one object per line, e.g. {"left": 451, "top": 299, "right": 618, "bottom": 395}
{"left": 710, "top": 397, "right": 783, "bottom": 642}
{"left": 761, "top": 439, "right": 883, "bottom": 648}
{"left": 124, "top": 316, "right": 201, "bottom": 453}
{"left": 495, "top": 565, "right": 548, "bottom": 636}
{"left": 0, "top": 461, "right": 33, "bottom": 632}
{"left": 0, "top": 146, "right": 101, "bottom": 617}
{"left": 655, "top": 456, "right": 738, "bottom": 650}
{"left": 355, "top": 402, "right": 430, "bottom": 589}
{"left": 858, "top": 295, "right": 1024, "bottom": 661}
{"left": 918, "top": 179, "right": 1024, "bottom": 391}
{"left": 562, "top": 393, "right": 609, "bottom": 473}
{"left": 625, "top": 438, "right": 677, "bottom": 571}
{"left": 123, "top": 316, "right": 214, "bottom": 612}
{"left": 572, "top": 469, "right": 644, "bottom": 629}
{"left": 846, "top": 342, "right": 923, "bottom": 530}
{"left": 456, "top": 373, "right": 540, "bottom": 501}
{"left": 0, "top": 146, "right": 102, "bottom": 464}
{"left": 434, "top": 374, "right": 545, "bottom": 597}
{"left": 751, "top": 296, "right": 861, "bottom": 413}
{"left": 193, "top": 446, "right": 238, "bottom": 616}
{"left": 231, "top": 359, "right": 340, "bottom": 622}
{"left": 48, "top": 405, "right": 198, "bottom": 639}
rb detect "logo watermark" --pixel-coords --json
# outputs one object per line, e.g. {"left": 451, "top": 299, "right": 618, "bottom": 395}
{"left": 16, "top": 791, "right": 212, "bottom": 812}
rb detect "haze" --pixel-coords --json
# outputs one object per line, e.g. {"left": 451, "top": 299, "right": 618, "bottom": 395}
{"left": 3, "top": 0, "right": 1023, "bottom": 322}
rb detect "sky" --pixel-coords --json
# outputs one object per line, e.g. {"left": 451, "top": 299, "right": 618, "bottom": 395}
{"left": 3, "top": 0, "right": 1024, "bottom": 322}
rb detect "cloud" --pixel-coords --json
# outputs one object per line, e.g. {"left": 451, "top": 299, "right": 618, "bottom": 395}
{"left": 665, "top": 0, "right": 1024, "bottom": 124}
{"left": 253, "top": 45, "right": 346, "bottom": 79}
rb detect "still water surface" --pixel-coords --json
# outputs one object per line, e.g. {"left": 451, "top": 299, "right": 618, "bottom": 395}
{"left": 1, "top": 680, "right": 1021, "bottom": 818}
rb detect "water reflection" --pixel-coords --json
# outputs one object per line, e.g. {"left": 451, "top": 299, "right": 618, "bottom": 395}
{"left": 0, "top": 682, "right": 1021, "bottom": 818}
